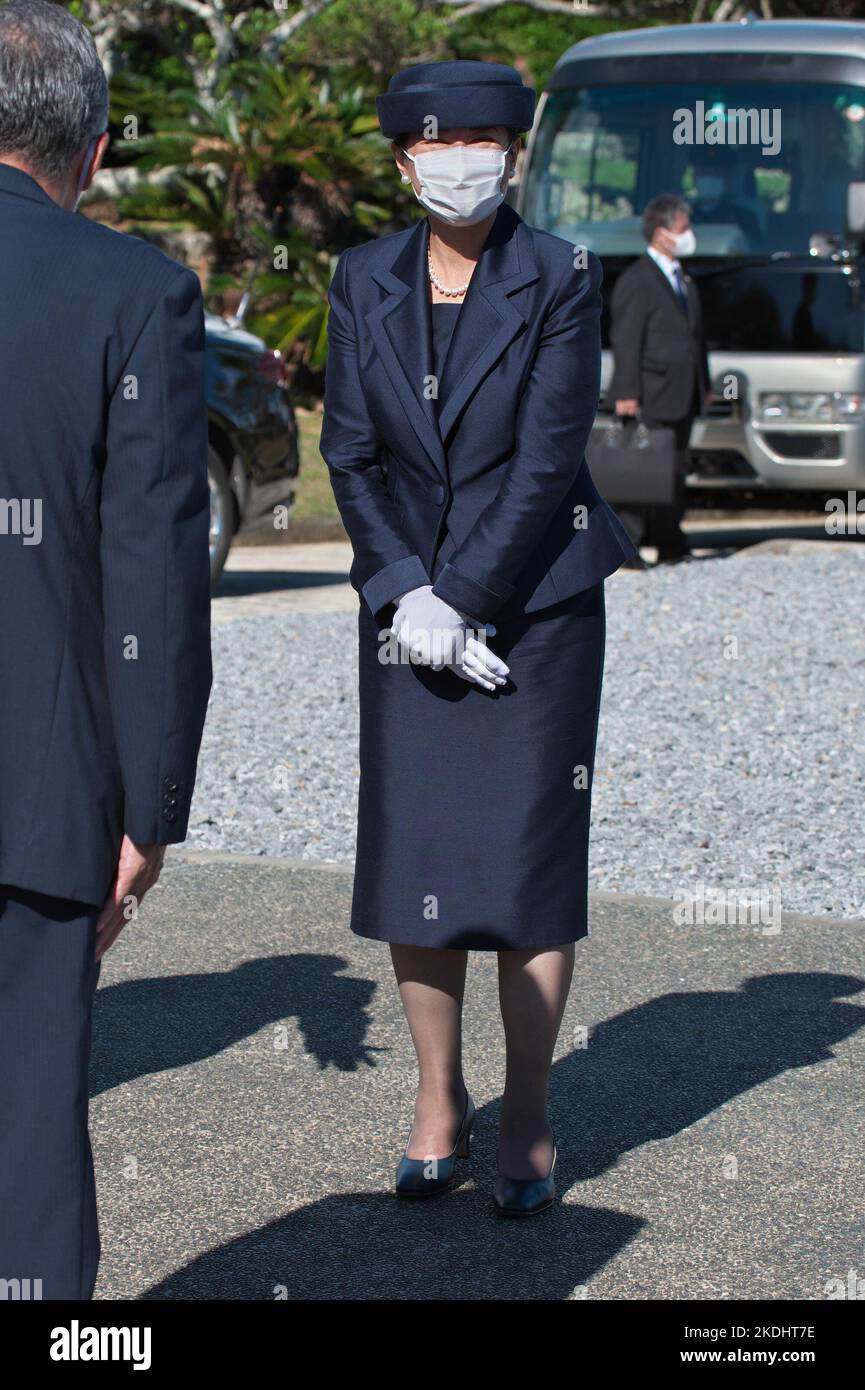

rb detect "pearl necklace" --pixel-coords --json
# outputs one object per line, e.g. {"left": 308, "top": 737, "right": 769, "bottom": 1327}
{"left": 427, "top": 251, "right": 469, "bottom": 298}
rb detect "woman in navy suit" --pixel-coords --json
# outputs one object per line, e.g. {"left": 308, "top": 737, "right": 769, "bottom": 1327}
{"left": 321, "top": 60, "right": 634, "bottom": 1215}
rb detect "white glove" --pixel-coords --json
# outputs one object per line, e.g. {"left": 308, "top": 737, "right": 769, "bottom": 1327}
{"left": 449, "top": 633, "right": 510, "bottom": 693}
{"left": 391, "top": 585, "right": 466, "bottom": 669}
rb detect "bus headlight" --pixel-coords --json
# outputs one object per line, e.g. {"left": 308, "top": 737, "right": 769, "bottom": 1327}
{"left": 758, "top": 392, "right": 865, "bottom": 422}
{"left": 831, "top": 393, "right": 865, "bottom": 419}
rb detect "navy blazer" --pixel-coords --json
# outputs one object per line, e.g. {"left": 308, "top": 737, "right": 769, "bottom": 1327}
{"left": 0, "top": 164, "right": 212, "bottom": 906}
{"left": 321, "top": 202, "right": 633, "bottom": 625}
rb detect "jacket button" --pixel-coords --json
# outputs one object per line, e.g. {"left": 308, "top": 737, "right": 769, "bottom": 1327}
{"left": 162, "top": 809, "right": 177, "bottom": 823}
{"left": 163, "top": 777, "right": 179, "bottom": 793}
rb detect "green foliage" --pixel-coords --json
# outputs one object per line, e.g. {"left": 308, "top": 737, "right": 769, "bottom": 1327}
{"left": 291, "top": 0, "right": 444, "bottom": 78}
{"left": 112, "top": 55, "right": 398, "bottom": 377}
{"left": 94, "top": 0, "right": 641, "bottom": 381}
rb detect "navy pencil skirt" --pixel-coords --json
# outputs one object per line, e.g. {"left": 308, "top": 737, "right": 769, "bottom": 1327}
{"left": 350, "top": 582, "right": 606, "bottom": 950}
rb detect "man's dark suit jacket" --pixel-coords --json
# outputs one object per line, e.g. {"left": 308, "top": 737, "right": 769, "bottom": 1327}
{"left": 321, "top": 202, "right": 634, "bottom": 625}
{"left": 0, "top": 163, "right": 212, "bottom": 906}
{"left": 609, "top": 252, "right": 710, "bottom": 422}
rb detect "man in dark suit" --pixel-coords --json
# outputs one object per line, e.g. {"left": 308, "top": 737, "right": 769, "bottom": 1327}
{"left": 609, "top": 194, "right": 710, "bottom": 562}
{"left": 0, "top": 0, "right": 211, "bottom": 1299}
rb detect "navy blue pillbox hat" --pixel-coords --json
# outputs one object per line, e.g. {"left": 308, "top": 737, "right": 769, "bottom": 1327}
{"left": 376, "top": 60, "right": 535, "bottom": 140}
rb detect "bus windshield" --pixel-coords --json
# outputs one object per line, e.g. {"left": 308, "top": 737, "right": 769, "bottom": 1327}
{"left": 521, "top": 81, "right": 865, "bottom": 257}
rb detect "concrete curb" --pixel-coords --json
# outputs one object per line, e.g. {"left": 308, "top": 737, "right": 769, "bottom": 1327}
{"left": 168, "top": 848, "right": 863, "bottom": 927}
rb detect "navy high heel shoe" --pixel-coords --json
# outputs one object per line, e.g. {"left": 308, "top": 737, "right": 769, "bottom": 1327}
{"left": 492, "top": 1135, "right": 557, "bottom": 1217}
{"left": 395, "top": 1089, "right": 476, "bottom": 1198}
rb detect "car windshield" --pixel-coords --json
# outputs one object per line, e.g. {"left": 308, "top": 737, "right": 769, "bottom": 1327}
{"left": 521, "top": 81, "right": 865, "bottom": 256}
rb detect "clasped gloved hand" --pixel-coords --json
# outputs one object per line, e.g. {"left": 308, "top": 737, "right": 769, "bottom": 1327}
{"left": 448, "top": 634, "right": 510, "bottom": 693}
{"left": 391, "top": 586, "right": 509, "bottom": 690}
{"left": 391, "top": 585, "right": 466, "bottom": 668}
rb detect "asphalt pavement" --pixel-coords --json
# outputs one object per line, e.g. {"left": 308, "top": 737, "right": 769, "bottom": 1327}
{"left": 90, "top": 853, "right": 865, "bottom": 1301}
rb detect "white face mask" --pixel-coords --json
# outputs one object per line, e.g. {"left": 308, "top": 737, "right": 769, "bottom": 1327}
{"left": 401, "top": 143, "right": 511, "bottom": 226}
{"left": 671, "top": 227, "right": 697, "bottom": 258}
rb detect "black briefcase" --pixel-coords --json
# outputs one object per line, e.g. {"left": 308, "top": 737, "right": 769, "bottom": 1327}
{"left": 586, "top": 418, "right": 678, "bottom": 506}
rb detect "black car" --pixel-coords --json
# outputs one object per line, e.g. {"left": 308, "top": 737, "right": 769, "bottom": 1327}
{"left": 204, "top": 314, "right": 300, "bottom": 584}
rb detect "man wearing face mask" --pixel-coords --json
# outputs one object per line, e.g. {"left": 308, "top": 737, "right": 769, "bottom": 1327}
{"left": 690, "top": 155, "right": 762, "bottom": 250}
{"left": 0, "top": 0, "right": 211, "bottom": 1297}
{"left": 321, "top": 59, "right": 635, "bottom": 1221}
{"left": 610, "top": 195, "right": 710, "bottom": 563}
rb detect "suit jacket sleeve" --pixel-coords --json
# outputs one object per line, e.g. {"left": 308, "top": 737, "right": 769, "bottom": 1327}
{"left": 431, "top": 253, "right": 603, "bottom": 624}
{"left": 101, "top": 266, "right": 212, "bottom": 844}
{"left": 320, "top": 249, "right": 430, "bottom": 617}
{"left": 609, "top": 265, "right": 647, "bottom": 401}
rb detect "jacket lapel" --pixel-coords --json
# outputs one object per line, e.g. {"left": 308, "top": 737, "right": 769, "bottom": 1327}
{"left": 366, "top": 219, "right": 447, "bottom": 480}
{"left": 436, "top": 205, "right": 539, "bottom": 441}
{"left": 365, "top": 205, "right": 540, "bottom": 474}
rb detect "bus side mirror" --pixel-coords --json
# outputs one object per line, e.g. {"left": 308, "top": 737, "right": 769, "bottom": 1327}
{"left": 846, "top": 181, "right": 865, "bottom": 235}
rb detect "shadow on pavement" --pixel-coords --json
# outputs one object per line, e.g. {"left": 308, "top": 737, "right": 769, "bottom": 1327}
{"left": 214, "top": 569, "right": 349, "bottom": 598}
{"left": 552, "top": 971, "right": 864, "bottom": 1181}
{"left": 140, "top": 1190, "right": 642, "bottom": 1300}
{"left": 684, "top": 521, "right": 865, "bottom": 554}
{"left": 126, "top": 968, "right": 863, "bottom": 1299}
{"left": 91, "top": 954, "right": 381, "bottom": 1091}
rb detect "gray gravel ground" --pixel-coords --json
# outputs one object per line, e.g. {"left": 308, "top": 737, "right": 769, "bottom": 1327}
{"left": 189, "top": 548, "right": 865, "bottom": 919}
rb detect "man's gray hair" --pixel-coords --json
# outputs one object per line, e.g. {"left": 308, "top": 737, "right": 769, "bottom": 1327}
{"left": 0, "top": 0, "right": 108, "bottom": 180}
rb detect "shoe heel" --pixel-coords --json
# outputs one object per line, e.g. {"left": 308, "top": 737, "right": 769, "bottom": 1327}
{"left": 456, "top": 1103, "right": 475, "bottom": 1159}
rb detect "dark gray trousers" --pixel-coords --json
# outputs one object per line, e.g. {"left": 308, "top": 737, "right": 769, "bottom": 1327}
{"left": 0, "top": 886, "right": 100, "bottom": 1301}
